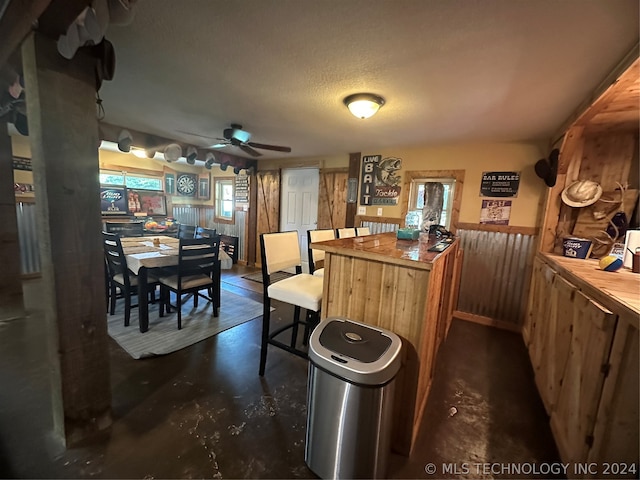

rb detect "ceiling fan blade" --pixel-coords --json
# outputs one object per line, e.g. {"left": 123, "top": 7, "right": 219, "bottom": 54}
{"left": 239, "top": 144, "right": 262, "bottom": 157}
{"left": 211, "top": 143, "right": 227, "bottom": 149}
{"left": 247, "top": 142, "right": 292, "bottom": 153}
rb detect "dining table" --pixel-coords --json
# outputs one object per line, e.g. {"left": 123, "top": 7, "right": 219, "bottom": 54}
{"left": 121, "top": 235, "right": 233, "bottom": 332}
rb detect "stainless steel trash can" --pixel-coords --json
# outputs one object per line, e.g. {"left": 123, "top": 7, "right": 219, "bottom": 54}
{"left": 305, "top": 317, "right": 402, "bottom": 479}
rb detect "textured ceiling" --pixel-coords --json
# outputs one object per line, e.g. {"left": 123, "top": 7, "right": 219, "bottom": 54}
{"left": 98, "top": 0, "right": 639, "bottom": 160}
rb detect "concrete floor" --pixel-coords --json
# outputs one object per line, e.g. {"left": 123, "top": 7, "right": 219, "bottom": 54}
{"left": 0, "top": 266, "right": 560, "bottom": 479}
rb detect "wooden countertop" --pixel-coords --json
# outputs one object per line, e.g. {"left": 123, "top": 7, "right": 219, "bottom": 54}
{"left": 540, "top": 253, "right": 640, "bottom": 325}
{"left": 311, "top": 232, "right": 457, "bottom": 270}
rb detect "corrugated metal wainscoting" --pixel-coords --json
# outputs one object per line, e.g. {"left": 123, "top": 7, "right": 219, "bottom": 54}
{"left": 456, "top": 228, "right": 537, "bottom": 331}
{"left": 16, "top": 202, "right": 40, "bottom": 275}
{"left": 172, "top": 206, "right": 247, "bottom": 263}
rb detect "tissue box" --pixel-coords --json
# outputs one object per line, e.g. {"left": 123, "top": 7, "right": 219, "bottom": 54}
{"left": 397, "top": 228, "right": 420, "bottom": 240}
{"left": 562, "top": 237, "right": 593, "bottom": 259}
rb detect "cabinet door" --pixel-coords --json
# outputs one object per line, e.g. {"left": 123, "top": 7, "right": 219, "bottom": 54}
{"left": 588, "top": 314, "right": 639, "bottom": 473}
{"left": 535, "top": 274, "right": 575, "bottom": 412}
{"left": 550, "top": 292, "right": 616, "bottom": 465}
{"left": 527, "top": 258, "right": 557, "bottom": 412}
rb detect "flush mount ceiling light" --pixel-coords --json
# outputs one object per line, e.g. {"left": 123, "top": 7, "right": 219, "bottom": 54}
{"left": 343, "top": 93, "right": 385, "bottom": 119}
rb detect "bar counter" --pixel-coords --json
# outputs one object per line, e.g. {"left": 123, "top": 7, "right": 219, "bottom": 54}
{"left": 311, "top": 232, "right": 463, "bottom": 455}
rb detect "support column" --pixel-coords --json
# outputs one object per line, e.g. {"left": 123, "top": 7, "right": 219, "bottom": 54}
{"left": 0, "top": 123, "right": 25, "bottom": 319}
{"left": 22, "top": 32, "right": 111, "bottom": 446}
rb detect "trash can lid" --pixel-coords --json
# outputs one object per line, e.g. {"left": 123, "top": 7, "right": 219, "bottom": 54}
{"left": 309, "top": 317, "right": 402, "bottom": 385}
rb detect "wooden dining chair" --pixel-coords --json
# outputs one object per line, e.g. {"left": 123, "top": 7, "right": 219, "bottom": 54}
{"left": 158, "top": 236, "right": 221, "bottom": 329}
{"left": 195, "top": 227, "right": 217, "bottom": 238}
{"left": 336, "top": 227, "right": 357, "bottom": 238}
{"left": 259, "top": 231, "right": 323, "bottom": 375}
{"left": 178, "top": 224, "right": 197, "bottom": 239}
{"left": 307, "top": 228, "right": 336, "bottom": 277}
{"left": 102, "top": 232, "right": 159, "bottom": 326}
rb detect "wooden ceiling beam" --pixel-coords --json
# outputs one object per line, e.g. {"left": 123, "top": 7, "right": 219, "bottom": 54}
{"left": 99, "top": 122, "right": 258, "bottom": 170}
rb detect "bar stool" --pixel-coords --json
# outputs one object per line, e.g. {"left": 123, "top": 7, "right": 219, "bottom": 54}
{"left": 259, "top": 231, "right": 324, "bottom": 375}
{"left": 336, "top": 227, "right": 356, "bottom": 238}
{"left": 307, "top": 228, "right": 336, "bottom": 277}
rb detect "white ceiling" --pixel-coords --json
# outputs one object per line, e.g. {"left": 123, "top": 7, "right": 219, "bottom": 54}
{"left": 98, "top": 0, "right": 639, "bottom": 160}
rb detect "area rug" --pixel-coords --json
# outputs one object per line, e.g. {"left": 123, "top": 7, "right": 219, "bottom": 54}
{"left": 107, "top": 289, "right": 264, "bottom": 359}
{"left": 242, "top": 271, "right": 293, "bottom": 284}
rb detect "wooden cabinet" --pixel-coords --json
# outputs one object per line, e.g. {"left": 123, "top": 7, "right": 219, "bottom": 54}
{"left": 549, "top": 290, "right": 616, "bottom": 465}
{"left": 525, "top": 254, "right": 638, "bottom": 477}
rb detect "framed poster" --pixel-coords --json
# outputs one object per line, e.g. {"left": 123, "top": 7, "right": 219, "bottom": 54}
{"left": 131, "top": 189, "right": 167, "bottom": 216}
{"left": 235, "top": 174, "right": 249, "bottom": 204}
{"left": 100, "top": 185, "right": 128, "bottom": 215}
{"left": 480, "top": 172, "right": 520, "bottom": 197}
{"left": 164, "top": 173, "right": 175, "bottom": 195}
{"left": 480, "top": 199, "right": 512, "bottom": 225}
{"left": 198, "top": 177, "right": 210, "bottom": 199}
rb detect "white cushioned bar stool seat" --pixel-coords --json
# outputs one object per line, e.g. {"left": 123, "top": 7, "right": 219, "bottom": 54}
{"left": 268, "top": 274, "right": 322, "bottom": 312}
{"left": 307, "top": 228, "right": 336, "bottom": 278}
{"left": 259, "top": 231, "right": 324, "bottom": 376}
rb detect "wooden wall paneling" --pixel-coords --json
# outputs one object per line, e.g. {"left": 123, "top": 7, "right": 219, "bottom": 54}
{"left": 588, "top": 313, "right": 639, "bottom": 469}
{"left": 580, "top": 133, "right": 635, "bottom": 190}
{"left": 575, "top": 58, "right": 640, "bottom": 133}
{"left": 550, "top": 292, "right": 616, "bottom": 465}
{"left": 255, "top": 171, "right": 280, "bottom": 267}
{"left": 318, "top": 169, "right": 348, "bottom": 230}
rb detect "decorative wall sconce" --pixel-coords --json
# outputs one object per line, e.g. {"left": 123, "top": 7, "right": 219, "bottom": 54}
{"left": 343, "top": 93, "right": 385, "bottom": 119}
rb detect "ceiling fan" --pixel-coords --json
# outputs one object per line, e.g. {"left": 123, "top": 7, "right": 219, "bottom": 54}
{"left": 209, "top": 124, "right": 292, "bottom": 157}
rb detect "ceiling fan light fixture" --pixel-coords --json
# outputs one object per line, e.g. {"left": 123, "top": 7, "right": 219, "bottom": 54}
{"left": 186, "top": 146, "right": 198, "bottom": 165}
{"left": 343, "top": 93, "right": 385, "bottom": 119}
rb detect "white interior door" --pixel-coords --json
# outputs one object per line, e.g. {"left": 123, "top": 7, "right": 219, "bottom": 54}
{"left": 280, "top": 168, "right": 319, "bottom": 273}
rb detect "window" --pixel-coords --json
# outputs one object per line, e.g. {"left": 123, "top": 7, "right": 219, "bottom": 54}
{"left": 214, "top": 177, "right": 234, "bottom": 223}
{"left": 99, "top": 171, "right": 163, "bottom": 191}
{"left": 408, "top": 177, "right": 456, "bottom": 229}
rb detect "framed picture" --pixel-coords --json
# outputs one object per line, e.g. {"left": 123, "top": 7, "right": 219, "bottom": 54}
{"left": 130, "top": 189, "right": 167, "bottom": 216}
{"left": 164, "top": 173, "right": 175, "bottom": 195}
{"left": 100, "top": 185, "right": 128, "bottom": 215}
{"left": 199, "top": 177, "right": 210, "bottom": 199}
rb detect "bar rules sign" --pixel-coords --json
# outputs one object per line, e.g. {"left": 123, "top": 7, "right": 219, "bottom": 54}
{"left": 480, "top": 171, "right": 520, "bottom": 197}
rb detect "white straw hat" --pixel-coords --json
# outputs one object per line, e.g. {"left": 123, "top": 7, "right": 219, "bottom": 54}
{"left": 561, "top": 180, "right": 603, "bottom": 208}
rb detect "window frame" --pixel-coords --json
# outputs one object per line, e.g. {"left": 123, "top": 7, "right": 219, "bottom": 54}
{"left": 400, "top": 170, "right": 465, "bottom": 233}
{"left": 214, "top": 177, "right": 235, "bottom": 224}
{"left": 99, "top": 169, "right": 164, "bottom": 192}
